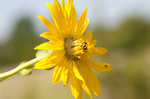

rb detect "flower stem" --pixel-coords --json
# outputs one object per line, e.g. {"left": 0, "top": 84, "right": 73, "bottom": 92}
{"left": 0, "top": 56, "right": 44, "bottom": 81}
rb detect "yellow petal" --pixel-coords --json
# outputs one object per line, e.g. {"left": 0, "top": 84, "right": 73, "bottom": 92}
{"left": 88, "top": 60, "right": 113, "bottom": 72}
{"left": 34, "top": 55, "right": 56, "bottom": 69}
{"left": 40, "top": 32, "right": 59, "bottom": 41}
{"left": 52, "top": 65, "right": 63, "bottom": 84}
{"left": 52, "top": 56, "right": 66, "bottom": 84}
{"left": 71, "top": 74, "right": 82, "bottom": 99}
{"left": 34, "top": 41, "right": 64, "bottom": 50}
{"left": 81, "top": 82, "right": 92, "bottom": 97}
{"left": 62, "top": 0, "right": 67, "bottom": 18}
{"left": 72, "top": 62, "right": 92, "bottom": 96}
{"left": 34, "top": 51, "right": 64, "bottom": 69}
{"left": 66, "top": 0, "right": 73, "bottom": 14}
{"left": 72, "top": 62, "right": 84, "bottom": 82}
{"left": 60, "top": 0, "right": 77, "bottom": 37}
{"left": 88, "top": 47, "right": 108, "bottom": 57}
{"left": 81, "top": 18, "right": 89, "bottom": 35}
{"left": 34, "top": 42, "right": 53, "bottom": 50}
{"left": 61, "top": 67, "right": 69, "bottom": 86}
{"left": 66, "top": 0, "right": 77, "bottom": 25}
{"left": 84, "top": 31, "right": 93, "bottom": 42}
{"left": 60, "top": 60, "right": 71, "bottom": 86}
{"left": 78, "top": 8, "right": 88, "bottom": 27}
{"left": 69, "top": 1, "right": 77, "bottom": 34}
{"left": 79, "top": 62, "right": 101, "bottom": 96}
{"left": 37, "top": 15, "right": 58, "bottom": 33}
{"left": 77, "top": 8, "right": 89, "bottom": 37}
{"left": 46, "top": 1, "right": 66, "bottom": 31}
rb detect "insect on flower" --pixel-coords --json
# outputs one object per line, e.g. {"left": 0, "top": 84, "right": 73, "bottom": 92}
{"left": 34, "top": 0, "right": 113, "bottom": 99}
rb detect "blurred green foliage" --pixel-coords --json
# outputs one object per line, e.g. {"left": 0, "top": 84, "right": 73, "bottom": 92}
{"left": 94, "top": 17, "right": 150, "bottom": 52}
{"left": 0, "top": 17, "right": 41, "bottom": 65}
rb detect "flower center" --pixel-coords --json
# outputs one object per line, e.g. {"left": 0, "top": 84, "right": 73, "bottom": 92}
{"left": 64, "top": 38, "right": 88, "bottom": 60}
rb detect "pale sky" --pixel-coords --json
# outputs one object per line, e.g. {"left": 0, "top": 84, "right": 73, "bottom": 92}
{"left": 0, "top": 0, "right": 150, "bottom": 43}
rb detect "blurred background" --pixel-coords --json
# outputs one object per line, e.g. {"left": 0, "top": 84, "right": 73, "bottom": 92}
{"left": 0, "top": 0, "right": 150, "bottom": 99}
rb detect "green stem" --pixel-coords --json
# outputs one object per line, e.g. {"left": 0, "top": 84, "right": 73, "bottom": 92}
{"left": 0, "top": 56, "right": 45, "bottom": 81}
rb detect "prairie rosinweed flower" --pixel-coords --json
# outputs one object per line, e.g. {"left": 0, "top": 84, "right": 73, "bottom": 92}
{"left": 34, "top": 0, "right": 112, "bottom": 99}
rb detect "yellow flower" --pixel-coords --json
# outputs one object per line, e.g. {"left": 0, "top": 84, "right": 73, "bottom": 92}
{"left": 34, "top": 0, "right": 112, "bottom": 99}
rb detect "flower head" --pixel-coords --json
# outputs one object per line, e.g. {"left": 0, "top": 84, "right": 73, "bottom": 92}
{"left": 34, "top": 0, "right": 112, "bottom": 99}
